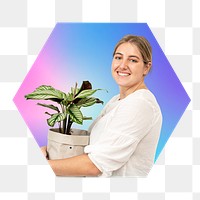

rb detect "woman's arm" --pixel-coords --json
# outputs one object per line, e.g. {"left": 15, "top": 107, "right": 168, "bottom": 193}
{"left": 41, "top": 146, "right": 101, "bottom": 176}
{"left": 48, "top": 154, "right": 101, "bottom": 177}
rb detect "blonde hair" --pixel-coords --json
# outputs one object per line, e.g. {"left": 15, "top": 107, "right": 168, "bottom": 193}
{"left": 113, "top": 35, "right": 152, "bottom": 65}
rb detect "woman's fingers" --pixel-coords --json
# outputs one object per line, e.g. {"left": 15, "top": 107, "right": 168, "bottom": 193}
{"left": 41, "top": 146, "right": 48, "bottom": 159}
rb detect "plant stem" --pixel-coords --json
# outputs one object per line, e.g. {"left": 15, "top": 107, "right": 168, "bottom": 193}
{"left": 66, "top": 115, "right": 73, "bottom": 135}
{"left": 59, "top": 122, "right": 62, "bottom": 133}
{"left": 63, "top": 115, "right": 67, "bottom": 134}
{"left": 73, "top": 82, "right": 78, "bottom": 98}
{"left": 61, "top": 104, "right": 66, "bottom": 134}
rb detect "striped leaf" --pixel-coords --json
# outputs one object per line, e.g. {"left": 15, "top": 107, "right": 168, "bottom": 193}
{"left": 36, "top": 85, "right": 53, "bottom": 91}
{"left": 37, "top": 103, "right": 60, "bottom": 112}
{"left": 47, "top": 113, "right": 66, "bottom": 127}
{"left": 74, "top": 81, "right": 92, "bottom": 97}
{"left": 76, "top": 97, "right": 97, "bottom": 107}
{"left": 25, "top": 85, "right": 67, "bottom": 101}
{"left": 68, "top": 104, "right": 83, "bottom": 124}
{"left": 61, "top": 93, "right": 74, "bottom": 107}
{"left": 65, "top": 92, "right": 74, "bottom": 101}
{"left": 75, "top": 89, "right": 100, "bottom": 99}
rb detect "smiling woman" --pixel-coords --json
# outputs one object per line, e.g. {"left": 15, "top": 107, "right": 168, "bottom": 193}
{"left": 112, "top": 35, "right": 152, "bottom": 100}
{"left": 44, "top": 34, "right": 163, "bottom": 177}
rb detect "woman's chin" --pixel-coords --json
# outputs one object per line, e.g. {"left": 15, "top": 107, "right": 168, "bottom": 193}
{"left": 116, "top": 81, "right": 131, "bottom": 88}
{"left": 114, "top": 77, "right": 129, "bottom": 84}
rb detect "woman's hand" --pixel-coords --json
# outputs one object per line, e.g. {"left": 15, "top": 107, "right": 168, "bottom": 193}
{"left": 41, "top": 146, "right": 48, "bottom": 159}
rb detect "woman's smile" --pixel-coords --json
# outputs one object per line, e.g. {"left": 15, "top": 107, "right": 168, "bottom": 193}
{"left": 117, "top": 71, "right": 131, "bottom": 77}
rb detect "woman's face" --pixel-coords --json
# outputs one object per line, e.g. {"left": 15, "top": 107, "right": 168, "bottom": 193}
{"left": 112, "top": 42, "right": 149, "bottom": 89}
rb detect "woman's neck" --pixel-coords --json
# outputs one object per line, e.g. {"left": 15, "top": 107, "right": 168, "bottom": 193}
{"left": 119, "top": 81, "right": 147, "bottom": 100}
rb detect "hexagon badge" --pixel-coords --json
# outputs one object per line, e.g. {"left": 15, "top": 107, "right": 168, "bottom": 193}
{"left": 13, "top": 23, "right": 190, "bottom": 175}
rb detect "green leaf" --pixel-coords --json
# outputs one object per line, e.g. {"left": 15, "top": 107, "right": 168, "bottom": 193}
{"left": 71, "top": 87, "right": 79, "bottom": 96}
{"left": 68, "top": 104, "right": 83, "bottom": 124}
{"left": 66, "top": 92, "right": 74, "bottom": 101}
{"left": 47, "top": 113, "right": 66, "bottom": 127}
{"left": 37, "top": 103, "right": 60, "bottom": 112}
{"left": 25, "top": 85, "right": 67, "bottom": 101}
{"left": 75, "top": 89, "right": 101, "bottom": 99}
{"left": 83, "top": 116, "right": 92, "bottom": 120}
{"left": 76, "top": 97, "right": 97, "bottom": 107}
{"left": 36, "top": 85, "right": 53, "bottom": 91}
{"left": 74, "top": 81, "right": 92, "bottom": 97}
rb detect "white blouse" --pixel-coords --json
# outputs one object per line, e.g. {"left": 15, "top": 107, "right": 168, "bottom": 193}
{"left": 84, "top": 89, "right": 162, "bottom": 177}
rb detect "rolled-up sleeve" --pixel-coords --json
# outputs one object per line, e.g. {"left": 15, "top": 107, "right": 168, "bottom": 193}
{"left": 84, "top": 97, "right": 155, "bottom": 177}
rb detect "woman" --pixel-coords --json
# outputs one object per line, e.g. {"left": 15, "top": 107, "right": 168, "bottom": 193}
{"left": 42, "top": 35, "right": 162, "bottom": 177}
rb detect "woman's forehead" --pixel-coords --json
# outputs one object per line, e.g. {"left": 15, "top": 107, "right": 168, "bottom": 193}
{"left": 115, "top": 42, "right": 142, "bottom": 57}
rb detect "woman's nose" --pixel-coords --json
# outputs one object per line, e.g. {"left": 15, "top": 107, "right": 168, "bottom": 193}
{"left": 119, "top": 59, "right": 128, "bottom": 69}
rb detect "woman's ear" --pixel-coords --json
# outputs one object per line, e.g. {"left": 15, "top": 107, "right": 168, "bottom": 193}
{"left": 143, "top": 62, "right": 152, "bottom": 76}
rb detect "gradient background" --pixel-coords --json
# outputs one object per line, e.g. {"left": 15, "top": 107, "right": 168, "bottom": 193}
{"left": 13, "top": 23, "right": 190, "bottom": 161}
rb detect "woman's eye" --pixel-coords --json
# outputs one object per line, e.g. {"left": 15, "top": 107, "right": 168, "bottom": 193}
{"left": 130, "top": 59, "right": 137, "bottom": 63}
{"left": 114, "top": 56, "right": 121, "bottom": 60}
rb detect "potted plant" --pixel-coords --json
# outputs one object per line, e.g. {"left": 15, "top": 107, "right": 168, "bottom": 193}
{"left": 25, "top": 81, "right": 104, "bottom": 160}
